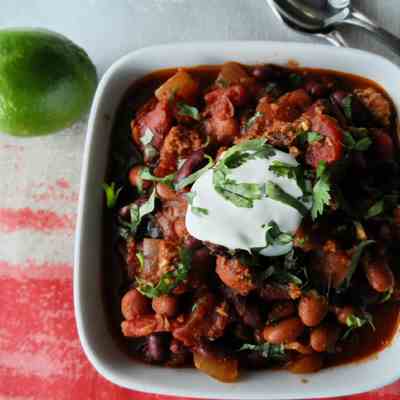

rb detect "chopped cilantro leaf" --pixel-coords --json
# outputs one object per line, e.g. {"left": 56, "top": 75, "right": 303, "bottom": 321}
{"left": 245, "top": 111, "right": 263, "bottom": 130}
{"left": 136, "top": 251, "right": 145, "bottom": 271}
{"left": 177, "top": 102, "right": 201, "bottom": 120}
{"left": 342, "top": 95, "right": 353, "bottom": 120}
{"left": 174, "top": 155, "right": 214, "bottom": 191}
{"left": 213, "top": 139, "right": 276, "bottom": 208}
{"left": 266, "top": 181, "right": 308, "bottom": 216}
{"left": 263, "top": 220, "right": 293, "bottom": 247}
{"left": 238, "top": 342, "right": 286, "bottom": 360}
{"left": 137, "top": 248, "right": 192, "bottom": 298}
{"left": 185, "top": 192, "right": 209, "bottom": 216}
{"left": 118, "top": 189, "right": 156, "bottom": 238}
{"left": 103, "top": 182, "right": 122, "bottom": 209}
{"left": 341, "top": 240, "right": 375, "bottom": 290}
{"left": 140, "top": 167, "right": 176, "bottom": 187}
{"left": 343, "top": 312, "right": 375, "bottom": 340}
{"left": 366, "top": 199, "right": 385, "bottom": 219}
{"left": 343, "top": 131, "right": 372, "bottom": 152}
{"left": 311, "top": 161, "right": 331, "bottom": 220}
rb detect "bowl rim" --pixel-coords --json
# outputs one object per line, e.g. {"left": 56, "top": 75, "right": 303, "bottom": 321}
{"left": 74, "top": 40, "right": 400, "bottom": 399}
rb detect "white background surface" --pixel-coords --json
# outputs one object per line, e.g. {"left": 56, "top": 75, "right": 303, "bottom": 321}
{"left": 0, "top": 0, "right": 399, "bottom": 292}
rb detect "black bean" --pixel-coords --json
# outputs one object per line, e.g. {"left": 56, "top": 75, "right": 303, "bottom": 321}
{"left": 252, "top": 64, "right": 290, "bottom": 81}
{"left": 305, "top": 80, "right": 328, "bottom": 98}
{"left": 174, "top": 149, "right": 205, "bottom": 184}
{"left": 331, "top": 90, "right": 372, "bottom": 125}
{"left": 146, "top": 333, "right": 169, "bottom": 363}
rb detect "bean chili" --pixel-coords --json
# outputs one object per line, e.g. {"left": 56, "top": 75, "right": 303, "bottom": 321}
{"left": 103, "top": 61, "right": 400, "bottom": 382}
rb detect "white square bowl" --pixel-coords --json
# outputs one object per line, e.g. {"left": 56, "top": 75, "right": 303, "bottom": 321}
{"left": 74, "top": 41, "right": 400, "bottom": 399}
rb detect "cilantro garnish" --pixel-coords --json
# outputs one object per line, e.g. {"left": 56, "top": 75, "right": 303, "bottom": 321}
{"left": 263, "top": 220, "right": 293, "bottom": 247}
{"left": 186, "top": 192, "right": 209, "bottom": 217}
{"left": 140, "top": 167, "right": 176, "bottom": 187}
{"left": 343, "top": 131, "right": 372, "bottom": 152}
{"left": 266, "top": 181, "right": 308, "bottom": 216}
{"left": 342, "top": 95, "right": 353, "bottom": 120}
{"left": 268, "top": 160, "right": 309, "bottom": 196}
{"left": 136, "top": 248, "right": 192, "bottom": 298}
{"left": 342, "top": 312, "right": 375, "bottom": 340}
{"left": 174, "top": 155, "right": 214, "bottom": 191}
{"left": 311, "top": 161, "right": 331, "bottom": 220}
{"left": 136, "top": 251, "right": 145, "bottom": 270}
{"left": 103, "top": 182, "right": 122, "bottom": 209}
{"left": 140, "top": 128, "right": 158, "bottom": 161}
{"left": 341, "top": 240, "right": 376, "bottom": 290}
{"left": 366, "top": 199, "right": 385, "bottom": 219}
{"left": 119, "top": 189, "right": 156, "bottom": 238}
{"left": 213, "top": 139, "right": 276, "bottom": 208}
{"left": 238, "top": 342, "right": 286, "bottom": 360}
{"left": 177, "top": 102, "right": 201, "bottom": 120}
{"left": 245, "top": 111, "right": 263, "bottom": 130}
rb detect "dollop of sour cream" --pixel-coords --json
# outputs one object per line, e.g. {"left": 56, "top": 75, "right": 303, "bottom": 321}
{"left": 185, "top": 149, "right": 308, "bottom": 257}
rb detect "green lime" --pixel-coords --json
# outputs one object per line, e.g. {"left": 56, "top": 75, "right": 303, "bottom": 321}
{"left": 0, "top": 28, "right": 97, "bottom": 137}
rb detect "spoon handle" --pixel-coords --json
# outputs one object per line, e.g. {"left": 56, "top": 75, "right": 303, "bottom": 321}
{"left": 321, "top": 30, "right": 348, "bottom": 47}
{"left": 343, "top": 7, "right": 400, "bottom": 54}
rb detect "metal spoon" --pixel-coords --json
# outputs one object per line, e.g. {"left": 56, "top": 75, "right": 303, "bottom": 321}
{"left": 271, "top": 0, "right": 400, "bottom": 54}
{"left": 266, "top": 0, "right": 347, "bottom": 47}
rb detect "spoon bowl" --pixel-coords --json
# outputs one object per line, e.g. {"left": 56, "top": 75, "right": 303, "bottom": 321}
{"left": 266, "top": 0, "right": 348, "bottom": 46}
{"left": 269, "top": 0, "right": 400, "bottom": 54}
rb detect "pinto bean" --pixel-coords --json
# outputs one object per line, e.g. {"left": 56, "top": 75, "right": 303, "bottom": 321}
{"left": 152, "top": 295, "right": 179, "bottom": 317}
{"left": 263, "top": 317, "right": 305, "bottom": 344}
{"left": 288, "top": 354, "right": 324, "bottom": 374}
{"left": 174, "top": 149, "right": 205, "bottom": 185}
{"left": 121, "top": 289, "right": 150, "bottom": 320}
{"left": 146, "top": 333, "right": 169, "bottom": 363}
{"left": 156, "top": 182, "right": 176, "bottom": 201}
{"left": 364, "top": 260, "right": 394, "bottom": 293}
{"left": 298, "top": 292, "right": 328, "bottom": 327}
{"left": 310, "top": 323, "right": 341, "bottom": 353}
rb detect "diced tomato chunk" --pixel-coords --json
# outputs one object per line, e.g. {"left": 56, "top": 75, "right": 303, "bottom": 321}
{"left": 132, "top": 98, "right": 173, "bottom": 154}
{"left": 306, "top": 114, "right": 344, "bottom": 168}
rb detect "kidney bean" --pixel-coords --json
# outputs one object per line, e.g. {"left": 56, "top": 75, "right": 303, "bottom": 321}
{"left": 373, "top": 129, "right": 395, "bottom": 161}
{"left": 288, "top": 354, "right": 323, "bottom": 374}
{"left": 121, "top": 289, "right": 151, "bottom": 320}
{"left": 364, "top": 260, "right": 394, "bottom": 293}
{"left": 263, "top": 317, "right": 305, "bottom": 344}
{"left": 184, "top": 235, "right": 202, "bottom": 250}
{"left": 222, "top": 287, "right": 262, "bottom": 328}
{"left": 152, "top": 294, "right": 179, "bottom": 317}
{"left": 267, "top": 301, "right": 296, "bottom": 322}
{"left": 298, "top": 292, "right": 328, "bottom": 327}
{"left": 156, "top": 182, "right": 176, "bottom": 201}
{"left": 305, "top": 80, "right": 328, "bottom": 98}
{"left": 331, "top": 90, "right": 348, "bottom": 107}
{"left": 146, "top": 333, "right": 169, "bottom": 363}
{"left": 252, "top": 64, "right": 290, "bottom": 81}
{"left": 310, "top": 323, "right": 341, "bottom": 353}
{"left": 129, "top": 165, "right": 151, "bottom": 190}
{"left": 174, "top": 149, "right": 205, "bottom": 185}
